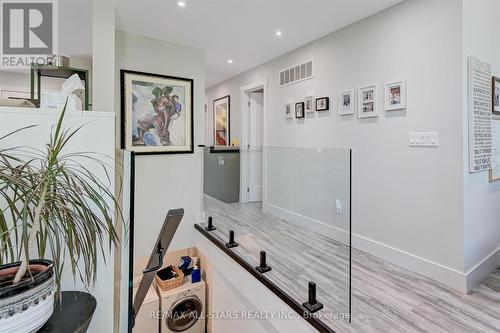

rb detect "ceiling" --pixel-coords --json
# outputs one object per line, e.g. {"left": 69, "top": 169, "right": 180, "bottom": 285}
{"left": 59, "top": 0, "right": 403, "bottom": 88}
{"left": 114, "top": 0, "right": 403, "bottom": 88}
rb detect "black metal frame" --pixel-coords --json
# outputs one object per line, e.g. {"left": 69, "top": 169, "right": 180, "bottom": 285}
{"left": 30, "top": 65, "right": 89, "bottom": 110}
{"left": 127, "top": 152, "right": 136, "bottom": 333}
{"left": 120, "top": 69, "right": 194, "bottom": 155}
{"left": 213, "top": 95, "right": 231, "bottom": 147}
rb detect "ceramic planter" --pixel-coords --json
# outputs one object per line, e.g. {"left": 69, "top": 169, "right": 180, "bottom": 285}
{"left": 0, "top": 259, "right": 54, "bottom": 333}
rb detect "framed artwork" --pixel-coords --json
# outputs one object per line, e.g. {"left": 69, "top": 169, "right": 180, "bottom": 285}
{"left": 315, "top": 97, "right": 329, "bottom": 111}
{"left": 295, "top": 102, "right": 305, "bottom": 118}
{"left": 358, "top": 84, "right": 378, "bottom": 118}
{"left": 339, "top": 90, "right": 355, "bottom": 115}
{"left": 285, "top": 103, "right": 293, "bottom": 119}
{"left": 493, "top": 76, "right": 500, "bottom": 116}
{"left": 305, "top": 96, "right": 314, "bottom": 113}
{"left": 120, "top": 70, "right": 193, "bottom": 155}
{"left": 213, "top": 95, "right": 231, "bottom": 146}
{"left": 385, "top": 80, "right": 407, "bottom": 111}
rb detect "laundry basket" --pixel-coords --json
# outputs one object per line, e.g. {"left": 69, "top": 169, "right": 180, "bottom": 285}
{"left": 155, "top": 266, "right": 185, "bottom": 291}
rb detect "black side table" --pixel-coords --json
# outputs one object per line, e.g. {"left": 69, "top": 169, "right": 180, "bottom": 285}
{"left": 38, "top": 291, "right": 97, "bottom": 333}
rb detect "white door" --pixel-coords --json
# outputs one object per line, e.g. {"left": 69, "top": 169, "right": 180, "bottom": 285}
{"left": 248, "top": 91, "right": 263, "bottom": 202}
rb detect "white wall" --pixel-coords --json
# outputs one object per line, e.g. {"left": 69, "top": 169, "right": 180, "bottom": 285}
{"left": 92, "top": 2, "right": 115, "bottom": 111}
{"left": 114, "top": 30, "right": 205, "bottom": 264}
{"left": 206, "top": 0, "right": 468, "bottom": 290}
{"left": 462, "top": 0, "right": 500, "bottom": 290}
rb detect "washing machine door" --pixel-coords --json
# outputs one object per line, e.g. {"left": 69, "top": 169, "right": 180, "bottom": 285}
{"left": 166, "top": 295, "right": 203, "bottom": 332}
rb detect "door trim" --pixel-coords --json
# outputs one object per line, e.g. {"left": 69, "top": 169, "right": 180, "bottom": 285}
{"left": 239, "top": 80, "right": 268, "bottom": 203}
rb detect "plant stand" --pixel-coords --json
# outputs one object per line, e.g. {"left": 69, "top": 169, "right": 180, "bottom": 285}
{"left": 38, "top": 291, "right": 96, "bottom": 333}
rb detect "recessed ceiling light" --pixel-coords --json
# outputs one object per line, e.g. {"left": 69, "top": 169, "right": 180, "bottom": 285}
{"left": 177, "top": 1, "right": 186, "bottom": 7}
{"left": 275, "top": 30, "right": 283, "bottom": 37}
{"left": 227, "top": 59, "right": 234, "bottom": 64}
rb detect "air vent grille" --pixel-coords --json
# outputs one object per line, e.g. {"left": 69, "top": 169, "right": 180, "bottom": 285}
{"left": 279, "top": 60, "right": 313, "bottom": 87}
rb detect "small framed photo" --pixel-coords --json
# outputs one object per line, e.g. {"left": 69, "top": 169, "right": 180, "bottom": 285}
{"left": 285, "top": 103, "right": 293, "bottom": 119}
{"left": 339, "top": 90, "right": 355, "bottom": 115}
{"left": 315, "top": 97, "right": 329, "bottom": 111}
{"left": 385, "top": 80, "right": 407, "bottom": 111}
{"left": 358, "top": 84, "right": 378, "bottom": 118}
{"left": 295, "top": 102, "right": 305, "bottom": 118}
{"left": 305, "top": 96, "right": 314, "bottom": 113}
{"left": 493, "top": 76, "right": 500, "bottom": 116}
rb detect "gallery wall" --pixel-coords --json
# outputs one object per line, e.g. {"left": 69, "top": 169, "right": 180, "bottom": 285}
{"left": 114, "top": 30, "right": 205, "bottom": 265}
{"left": 462, "top": 0, "right": 500, "bottom": 290}
{"left": 206, "top": 0, "right": 467, "bottom": 290}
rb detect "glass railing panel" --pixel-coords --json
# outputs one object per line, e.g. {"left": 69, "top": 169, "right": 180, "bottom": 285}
{"left": 201, "top": 145, "right": 351, "bottom": 331}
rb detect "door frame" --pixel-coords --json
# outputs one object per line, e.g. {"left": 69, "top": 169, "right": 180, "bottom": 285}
{"left": 240, "top": 79, "right": 268, "bottom": 203}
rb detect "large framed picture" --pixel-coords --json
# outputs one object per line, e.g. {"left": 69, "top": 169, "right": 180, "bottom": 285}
{"left": 493, "top": 76, "right": 500, "bottom": 116}
{"left": 385, "top": 80, "right": 407, "bottom": 111}
{"left": 214, "top": 95, "right": 230, "bottom": 146}
{"left": 358, "top": 84, "right": 378, "bottom": 118}
{"left": 120, "top": 70, "right": 193, "bottom": 155}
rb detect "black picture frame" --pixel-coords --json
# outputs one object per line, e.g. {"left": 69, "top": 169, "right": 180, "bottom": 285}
{"left": 120, "top": 69, "right": 194, "bottom": 155}
{"left": 213, "top": 95, "right": 231, "bottom": 146}
{"left": 493, "top": 76, "right": 500, "bottom": 116}
{"left": 295, "top": 102, "right": 305, "bottom": 118}
{"left": 316, "top": 97, "right": 330, "bottom": 111}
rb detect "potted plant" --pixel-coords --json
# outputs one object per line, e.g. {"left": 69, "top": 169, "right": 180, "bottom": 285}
{"left": 0, "top": 105, "right": 119, "bottom": 333}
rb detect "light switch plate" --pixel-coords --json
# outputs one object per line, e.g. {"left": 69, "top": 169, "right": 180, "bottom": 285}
{"left": 409, "top": 132, "right": 439, "bottom": 147}
{"left": 336, "top": 199, "right": 343, "bottom": 214}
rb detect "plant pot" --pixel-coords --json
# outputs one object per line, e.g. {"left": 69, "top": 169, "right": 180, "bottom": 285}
{"left": 0, "top": 259, "right": 54, "bottom": 333}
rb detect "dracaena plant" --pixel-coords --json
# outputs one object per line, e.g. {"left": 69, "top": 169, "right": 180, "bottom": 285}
{"left": 0, "top": 104, "right": 119, "bottom": 294}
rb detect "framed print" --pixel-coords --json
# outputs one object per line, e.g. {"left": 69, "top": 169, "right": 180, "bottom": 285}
{"left": 385, "top": 80, "right": 407, "bottom": 111}
{"left": 493, "top": 76, "right": 500, "bottom": 116}
{"left": 339, "top": 89, "right": 355, "bottom": 115}
{"left": 315, "top": 97, "right": 329, "bottom": 111}
{"left": 285, "top": 103, "right": 293, "bottom": 119}
{"left": 305, "top": 96, "right": 314, "bottom": 113}
{"left": 358, "top": 84, "right": 378, "bottom": 118}
{"left": 214, "top": 95, "right": 231, "bottom": 146}
{"left": 120, "top": 70, "right": 193, "bottom": 155}
{"left": 295, "top": 102, "right": 305, "bottom": 118}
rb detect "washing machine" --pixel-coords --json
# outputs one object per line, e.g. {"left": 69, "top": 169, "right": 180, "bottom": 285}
{"left": 157, "top": 278, "right": 206, "bottom": 333}
{"left": 133, "top": 282, "right": 160, "bottom": 333}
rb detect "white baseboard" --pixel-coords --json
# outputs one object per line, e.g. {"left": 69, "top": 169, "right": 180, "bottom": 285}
{"left": 264, "top": 202, "right": 350, "bottom": 245}
{"left": 465, "top": 246, "right": 500, "bottom": 293}
{"left": 263, "top": 202, "right": 471, "bottom": 293}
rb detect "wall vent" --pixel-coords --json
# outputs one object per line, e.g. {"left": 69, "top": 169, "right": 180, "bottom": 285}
{"left": 279, "top": 59, "right": 313, "bottom": 87}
